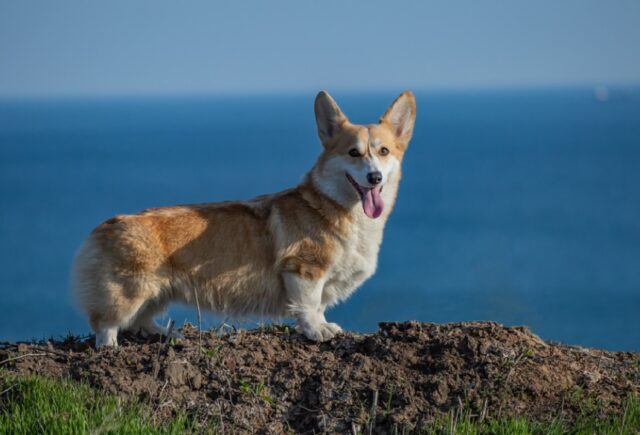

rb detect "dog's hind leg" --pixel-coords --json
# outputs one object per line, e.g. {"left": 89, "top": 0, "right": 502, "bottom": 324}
{"left": 89, "top": 297, "right": 147, "bottom": 348}
{"left": 73, "top": 223, "right": 174, "bottom": 348}
{"left": 126, "top": 296, "right": 184, "bottom": 339}
{"left": 95, "top": 327, "right": 118, "bottom": 347}
{"left": 85, "top": 274, "right": 166, "bottom": 348}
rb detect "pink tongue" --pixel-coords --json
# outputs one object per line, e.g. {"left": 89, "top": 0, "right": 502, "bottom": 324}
{"left": 362, "top": 187, "right": 384, "bottom": 219}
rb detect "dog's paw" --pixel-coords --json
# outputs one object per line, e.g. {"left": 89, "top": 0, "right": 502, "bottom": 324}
{"left": 298, "top": 321, "right": 342, "bottom": 342}
{"left": 324, "top": 322, "right": 343, "bottom": 334}
{"left": 96, "top": 328, "right": 118, "bottom": 348}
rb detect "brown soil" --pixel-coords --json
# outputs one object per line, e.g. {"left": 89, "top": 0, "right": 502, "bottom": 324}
{"left": 1, "top": 322, "right": 639, "bottom": 433}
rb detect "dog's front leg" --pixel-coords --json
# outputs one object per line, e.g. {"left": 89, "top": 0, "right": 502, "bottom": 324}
{"left": 284, "top": 273, "right": 342, "bottom": 342}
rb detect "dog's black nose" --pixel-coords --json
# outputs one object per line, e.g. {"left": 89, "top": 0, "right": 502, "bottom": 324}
{"left": 367, "top": 171, "right": 383, "bottom": 185}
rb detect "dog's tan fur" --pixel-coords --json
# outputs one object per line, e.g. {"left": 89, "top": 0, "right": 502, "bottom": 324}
{"left": 72, "top": 91, "right": 416, "bottom": 346}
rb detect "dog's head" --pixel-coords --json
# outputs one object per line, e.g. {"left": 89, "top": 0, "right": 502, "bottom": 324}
{"left": 312, "top": 91, "right": 416, "bottom": 219}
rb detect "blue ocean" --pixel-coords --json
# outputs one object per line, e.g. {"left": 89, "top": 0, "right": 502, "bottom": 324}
{"left": 1, "top": 89, "right": 639, "bottom": 351}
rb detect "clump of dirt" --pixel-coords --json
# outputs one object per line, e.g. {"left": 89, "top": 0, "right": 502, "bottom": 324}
{"left": 1, "top": 322, "right": 638, "bottom": 432}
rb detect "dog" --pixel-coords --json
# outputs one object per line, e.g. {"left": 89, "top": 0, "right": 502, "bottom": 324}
{"left": 72, "top": 90, "right": 416, "bottom": 347}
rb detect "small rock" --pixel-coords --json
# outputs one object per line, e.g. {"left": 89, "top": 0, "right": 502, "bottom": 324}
{"left": 190, "top": 371, "right": 203, "bottom": 389}
{"left": 428, "top": 380, "right": 449, "bottom": 406}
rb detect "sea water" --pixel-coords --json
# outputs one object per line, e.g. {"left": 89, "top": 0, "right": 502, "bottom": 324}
{"left": 1, "top": 89, "right": 639, "bottom": 350}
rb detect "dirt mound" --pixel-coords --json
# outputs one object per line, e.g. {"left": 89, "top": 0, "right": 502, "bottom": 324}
{"left": 1, "top": 322, "right": 638, "bottom": 432}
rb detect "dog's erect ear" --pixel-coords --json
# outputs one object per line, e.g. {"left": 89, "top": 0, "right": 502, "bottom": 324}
{"left": 314, "top": 91, "right": 348, "bottom": 145}
{"left": 380, "top": 91, "right": 416, "bottom": 143}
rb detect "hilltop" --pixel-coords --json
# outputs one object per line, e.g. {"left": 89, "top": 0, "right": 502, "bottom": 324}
{"left": 1, "top": 321, "right": 638, "bottom": 432}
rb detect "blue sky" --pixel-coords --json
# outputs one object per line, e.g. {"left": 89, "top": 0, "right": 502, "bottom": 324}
{"left": 1, "top": 0, "right": 639, "bottom": 97}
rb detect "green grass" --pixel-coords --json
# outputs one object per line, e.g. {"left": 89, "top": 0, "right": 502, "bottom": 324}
{"left": 423, "top": 394, "right": 640, "bottom": 435}
{"left": 0, "top": 375, "right": 205, "bottom": 434}
{"left": 0, "top": 373, "right": 638, "bottom": 434}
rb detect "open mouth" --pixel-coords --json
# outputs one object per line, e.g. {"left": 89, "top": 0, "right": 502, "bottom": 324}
{"left": 346, "top": 173, "right": 384, "bottom": 219}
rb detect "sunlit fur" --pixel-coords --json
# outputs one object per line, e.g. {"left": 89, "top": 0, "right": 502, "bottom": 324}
{"left": 72, "top": 91, "right": 416, "bottom": 347}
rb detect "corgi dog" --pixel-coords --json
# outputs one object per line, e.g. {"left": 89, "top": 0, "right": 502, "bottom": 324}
{"left": 72, "top": 91, "right": 416, "bottom": 347}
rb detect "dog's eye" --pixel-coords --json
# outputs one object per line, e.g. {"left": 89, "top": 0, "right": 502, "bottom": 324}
{"left": 348, "top": 149, "right": 361, "bottom": 157}
{"left": 379, "top": 146, "right": 390, "bottom": 156}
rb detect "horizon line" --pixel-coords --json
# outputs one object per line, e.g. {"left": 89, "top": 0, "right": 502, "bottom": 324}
{"left": 1, "top": 82, "right": 639, "bottom": 102}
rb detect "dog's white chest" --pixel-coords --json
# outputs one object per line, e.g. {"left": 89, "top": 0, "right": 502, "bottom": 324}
{"left": 344, "top": 222, "right": 383, "bottom": 272}
{"left": 322, "top": 218, "right": 385, "bottom": 305}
